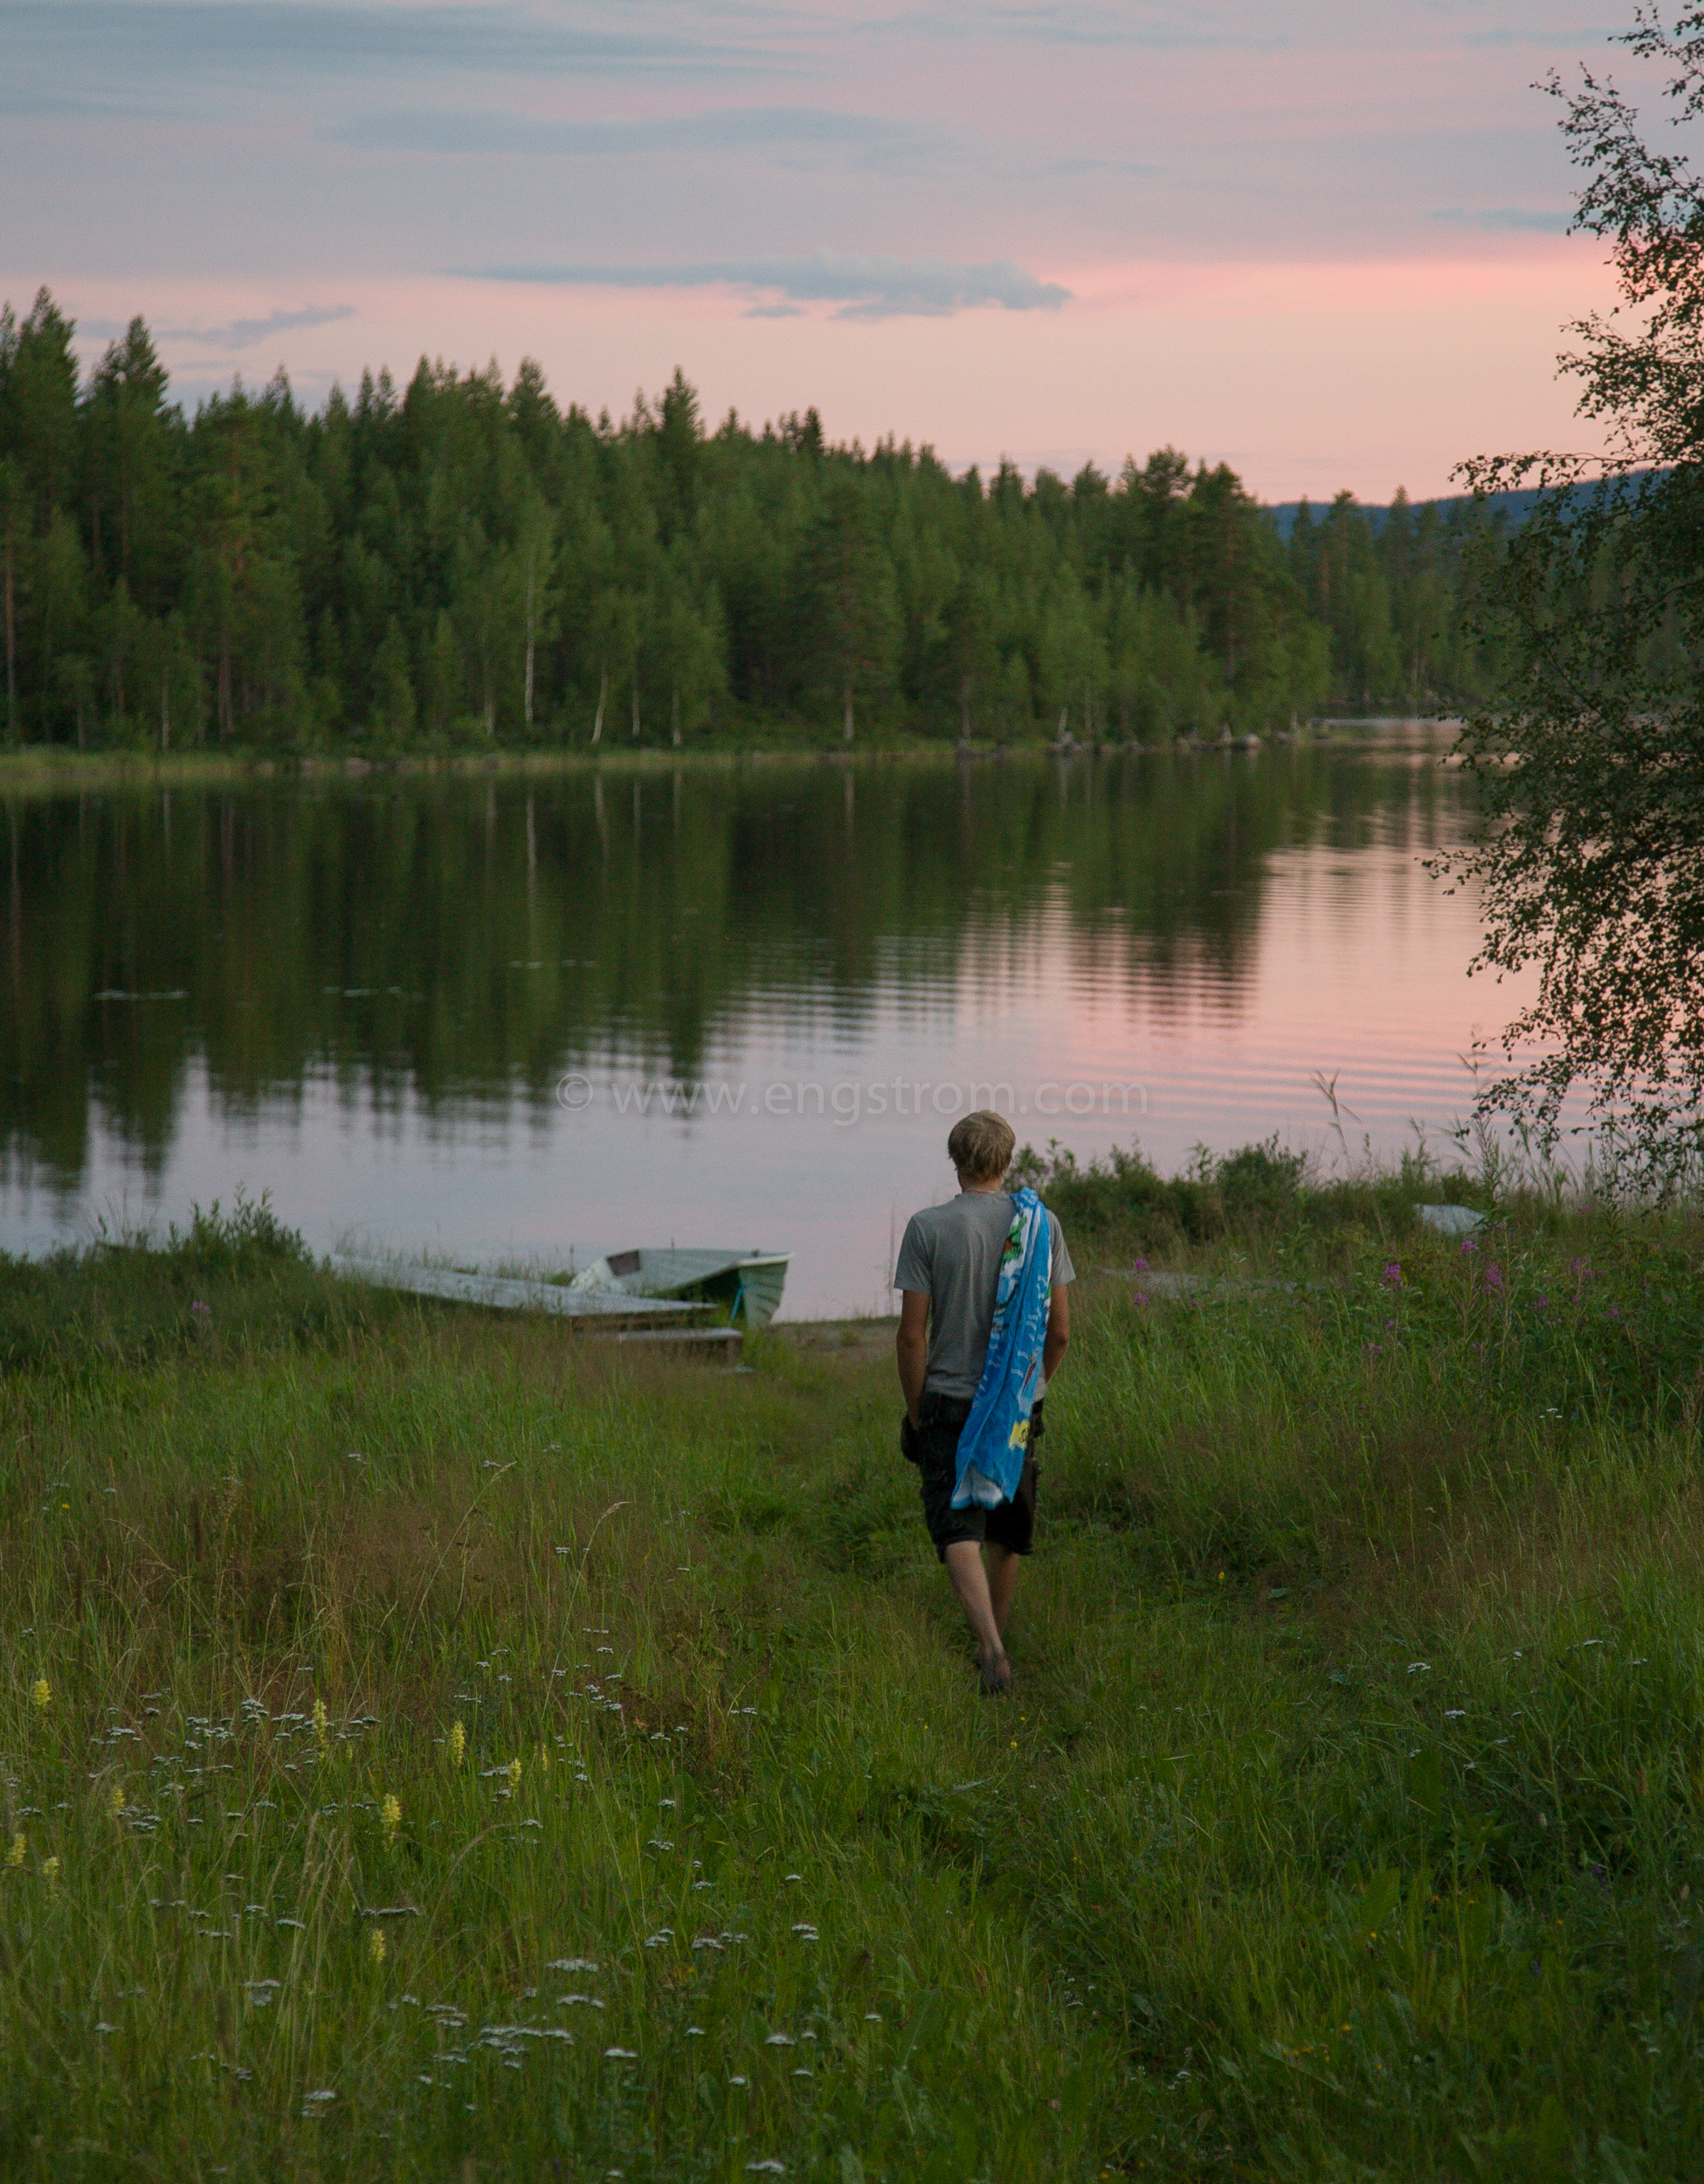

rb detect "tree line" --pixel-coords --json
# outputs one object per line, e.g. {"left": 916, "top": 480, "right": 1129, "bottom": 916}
{"left": 0, "top": 287, "right": 1507, "bottom": 751}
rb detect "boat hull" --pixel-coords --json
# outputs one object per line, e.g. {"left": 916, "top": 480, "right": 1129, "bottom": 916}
{"left": 577, "top": 1248, "right": 790, "bottom": 1328}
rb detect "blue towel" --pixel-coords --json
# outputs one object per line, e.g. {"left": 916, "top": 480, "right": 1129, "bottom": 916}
{"left": 951, "top": 1187, "right": 1051, "bottom": 1510}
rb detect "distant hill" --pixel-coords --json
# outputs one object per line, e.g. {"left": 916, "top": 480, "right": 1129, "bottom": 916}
{"left": 1266, "top": 486, "right": 1552, "bottom": 541}
{"left": 1267, "top": 475, "right": 1667, "bottom": 541}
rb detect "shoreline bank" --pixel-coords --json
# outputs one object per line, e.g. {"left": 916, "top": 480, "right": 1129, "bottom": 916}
{"left": 0, "top": 719, "right": 1452, "bottom": 794}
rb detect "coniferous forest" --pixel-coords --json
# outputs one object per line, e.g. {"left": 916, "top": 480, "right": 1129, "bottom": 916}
{"left": 0, "top": 288, "right": 1507, "bottom": 751}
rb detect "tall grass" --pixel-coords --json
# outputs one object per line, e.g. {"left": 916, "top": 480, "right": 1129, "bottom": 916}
{"left": 2, "top": 1188, "right": 1702, "bottom": 2179}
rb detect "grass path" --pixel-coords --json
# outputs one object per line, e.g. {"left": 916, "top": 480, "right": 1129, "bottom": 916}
{"left": 2, "top": 1205, "right": 1702, "bottom": 2178}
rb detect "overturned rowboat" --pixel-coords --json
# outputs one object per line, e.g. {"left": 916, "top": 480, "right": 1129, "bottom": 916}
{"left": 567, "top": 1248, "right": 790, "bottom": 1328}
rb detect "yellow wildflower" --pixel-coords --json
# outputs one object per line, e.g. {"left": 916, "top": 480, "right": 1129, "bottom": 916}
{"left": 367, "top": 1925, "right": 386, "bottom": 1965}
{"left": 536, "top": 1742, "right": 551, "bottom": 1772}
{"left": 31, "top": 1678, "right": 50, "bottom": 1711}
{"left": 313, "top": 1696, "right": 328, "bottom": 1742}
{"left": 381, "top": 1793, "right": 401, "bottom": 1844}
{"left": 507, "top": 1757, "right": 522, "bottom": 1793}
{"left": 109, "top": 1781, "right": 126, "bottom": 1818}
{"left": 6, "top": 1833, "right": 24, "bottom": 1868}
{"left": 448, "top": 1719, "right": 466, "bottom": 1766}
{"left": 42, "top": 1856, "right": 59, "bottom": 1889}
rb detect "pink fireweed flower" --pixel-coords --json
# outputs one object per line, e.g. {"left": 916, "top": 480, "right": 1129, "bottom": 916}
{"left": 1132, "top": 1291, "right": 1150, "bottom": 1308}
{"left": 1131, "top": 1258, "right": 1150, "bottom": 1272}
{"left": 1483, "top": 1264, "right": 1504, "bottom": 1290}
{"left": 1460, "top": 1237, "right": 1479, "bottom": 1254}
{"left": 1382, "top": 1262, "right": 1403, "bottom": 1288}
{"left": 190, "top": 1300, "right": 211, "bottom": 1316}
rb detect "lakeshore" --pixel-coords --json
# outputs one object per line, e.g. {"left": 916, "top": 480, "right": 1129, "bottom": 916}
{"left": 0, "top": 719, "right": 1434, "bottom": 797}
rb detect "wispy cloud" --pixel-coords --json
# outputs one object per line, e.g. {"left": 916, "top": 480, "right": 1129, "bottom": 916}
{"left": 327, "top": 103, "right": 937, "bottom": 174}
{"left": 0, "top": 2, "right": 762, "bottom": 98}
{"left": 1024, "top": 153, "right": 1161, "bottom": 179}
{"left": 1430, "top": 205, "right": 1572, "bottom": 233}
{"left": 459, "top": 252, "right": 1072, "bottom": 319}
{"left": 156, "top": 304, "right": 359, "bottom": 349}
{"left": 873, "top": 1, "right": 1286, "bottom": 50}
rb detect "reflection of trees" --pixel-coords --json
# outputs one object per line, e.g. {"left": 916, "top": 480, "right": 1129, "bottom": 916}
{"left": 0, "top": 748, "right": 1467, "bottom": 1181}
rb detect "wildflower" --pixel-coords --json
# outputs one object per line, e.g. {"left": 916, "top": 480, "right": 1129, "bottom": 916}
{"left": 6, "top": 1834, "right": 24, "bottom": 1868}
{"left": 1459, "top": 1237, "right": 1478, "bottom": 1254}
{"left": 313, "top": 1697, "right": 328, "bottom": 1742}
{"left": 31, "top": 1677, "right": 50, "bottom": 1711}
{"left": 42, "top": 1856, "right": 59, "bottom": 1889}
{"left": 109, "top": 1781, "right": 126, "bottom": 1819}
{"left": 381, "top": 1794, "right": 401, "bottom": 1845}
{"left": 1131, "top": 1258, "right": 1150, "bottom": 1272}
{"left": 535, "top": 1743, "right": 551, "bottom": 1772}
{"left": 1484, "top": 1263, "right": 1504, "bottom": 1290}
{"left": 448, "top": 1719, "right": 466, "bottom": 1766}
{"left": 190, "top": 1300, "right": 211, "bottom": 1317}
{"left": 1382, "top": 1261, "right": 1403, "bottom": 1289}
{"left": 1132, "top": 1291, "right": 1149, "bottom": 1308}
{"left": 507, "top": 1757, "right": 522, "bottom": 1793}
{"left": 1535, "top": 1293, "right": 1549, "bottom": 1311}
{"left": 368, "top": 1925, "right": 387, "bottom": 1966}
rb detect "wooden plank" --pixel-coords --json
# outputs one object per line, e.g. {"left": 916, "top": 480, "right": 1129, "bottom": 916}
{"left": 602, "top": 1327, "right": 744, "bottom": 1349}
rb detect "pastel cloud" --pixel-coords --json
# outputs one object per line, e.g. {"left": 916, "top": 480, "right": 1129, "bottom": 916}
{"left": 462, "top": 252, "right": 1071, "bottom": 319}
{"left": 77, "top": 303, "right": 359, "bottom": 358}
{"left": 0, "top": 1, "right": 754, "bottom": 96}
{"left": 1431, "top": 207, "right": 1574, "bottom": 234}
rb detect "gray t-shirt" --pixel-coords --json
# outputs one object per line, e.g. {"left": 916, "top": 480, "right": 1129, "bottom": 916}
{"left": 893, "top": 1191, "right": 1075, "bottom": 1400}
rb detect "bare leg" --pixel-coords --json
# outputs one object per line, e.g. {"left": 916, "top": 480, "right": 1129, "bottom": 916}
{"left": 985, "top": 1543, "right": 1020, "bottom": 1636}
{"left": 942, "top": 1540, "right": 1011, "bottom": 1689}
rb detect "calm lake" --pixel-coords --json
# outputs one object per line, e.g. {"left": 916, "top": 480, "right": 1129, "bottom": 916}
{"left": 1, "top": 729, "right": 1518, "bottom": 1319}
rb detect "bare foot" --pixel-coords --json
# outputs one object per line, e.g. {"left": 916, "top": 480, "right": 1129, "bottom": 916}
{"left": 978, "top": 1652, "right": 1013, "bottom": 1697}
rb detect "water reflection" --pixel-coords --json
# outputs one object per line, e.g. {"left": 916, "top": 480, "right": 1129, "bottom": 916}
{"left": 1, "top": 736, "right": 1497, "bottom": 1314}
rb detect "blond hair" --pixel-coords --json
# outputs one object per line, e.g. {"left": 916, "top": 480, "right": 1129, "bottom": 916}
{"left": 948, "top": 1109, "right": 1016, "bottom": 1182}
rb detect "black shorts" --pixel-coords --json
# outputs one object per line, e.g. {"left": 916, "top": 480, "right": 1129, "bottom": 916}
{"left": 903, "top": 1392, "right": 1043, "bottom": 1561}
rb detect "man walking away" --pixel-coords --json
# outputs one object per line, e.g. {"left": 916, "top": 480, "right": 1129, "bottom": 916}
{"left": 894, "top": 1109, "right": 1073, "bottom": 1695}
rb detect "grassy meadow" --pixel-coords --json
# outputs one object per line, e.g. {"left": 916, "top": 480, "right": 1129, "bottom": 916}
{"left": 3, "top": 1165, "right": 1704, "bottom": 2181}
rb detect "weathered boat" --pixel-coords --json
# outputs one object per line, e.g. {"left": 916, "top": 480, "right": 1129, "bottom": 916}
{"left": 567, "top": 1248, "right": 790, "bottom": 1327}
{"left": 331, "top": 1256, "right": 713, "bottom": 1322}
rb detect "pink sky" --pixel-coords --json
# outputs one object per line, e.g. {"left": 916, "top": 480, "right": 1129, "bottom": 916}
{"left": 1, "top": 0, "right": 1634, "bottom": 501}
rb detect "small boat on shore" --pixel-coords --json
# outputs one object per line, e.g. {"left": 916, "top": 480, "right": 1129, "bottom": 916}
{"left": 568, "top": 1248, "right": 790, "bottom": 1327}
{"left": 331, "top": 1257, "right": 713, "bottom": 1323}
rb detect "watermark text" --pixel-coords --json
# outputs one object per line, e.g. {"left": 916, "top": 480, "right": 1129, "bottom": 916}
{"left": 555, "top": 1075, "right": 1148, "bottom": 1124}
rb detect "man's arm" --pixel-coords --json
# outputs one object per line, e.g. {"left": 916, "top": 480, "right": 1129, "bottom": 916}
{"left": 897, "top": 1290, "right": 930, "bottom": 1424}
{"left": 1042, "top": 1282, "right": 1070, "bottom": 1386}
